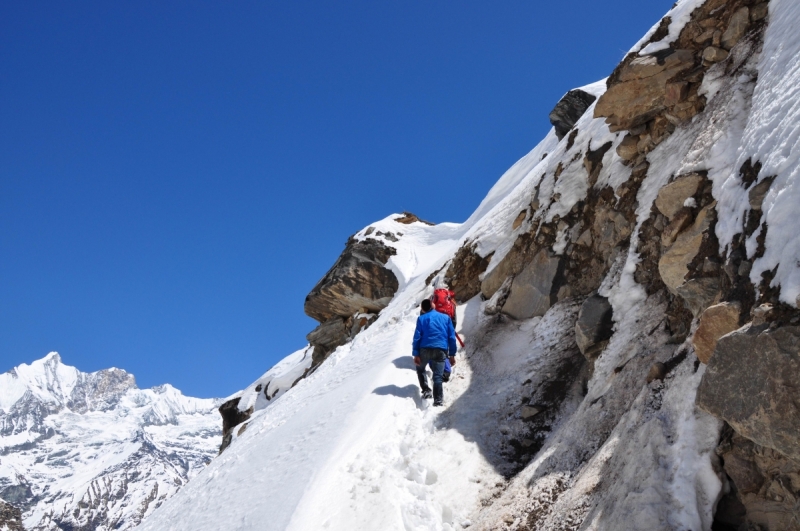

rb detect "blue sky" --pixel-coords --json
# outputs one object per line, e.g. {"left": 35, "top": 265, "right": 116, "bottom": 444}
{"left": 1, "top": 1, "right": 674, "bottom": 398}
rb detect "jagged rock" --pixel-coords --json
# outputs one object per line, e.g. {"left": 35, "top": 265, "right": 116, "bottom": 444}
{"left": 575, "top": 294, "right": 614, "bottom": 359}
{"left": 218, "top": 397, "right": 253, "bottom": 454}
{"left": 721, "top": 7, "right": 750, "bottom": 50}
{"left": 595, "top": 49, "right": 696, "bottom": 130}
{"left": 703, "top": 46, "right": 729, "bottom": 63}
{"left": 616, "top": 135, "right": 639, "bottom": 160}
{"left": 658, "top": 203, "right": 715, "bottom": 294}
{"left": 501, "top": 250, "right": 563, "bottom": 320}
{"left": 697, "top": 324, "right": 800, "bottom": 463}
{"left": 654, "top": 173, "right": 703, "bottom": 220}
{"left": 716, "top": 431, "right": 800, "bottom": 531}
{"left": 444, "top": 243, "right": 493, "bottom": 302}
{"left": 692, "top": 302, "right": 742, "bottom": 363}
{"left": 748, "top": 176, "right": 775, "bottom": 210}
{"left": 304, "top": 238, "right": 399, "bottom": 323}
{"left": 0, "top": 500, "right": 25, "bottom": 531}
{"left": 549, "top": 89, "right": 597, "bottom": 140}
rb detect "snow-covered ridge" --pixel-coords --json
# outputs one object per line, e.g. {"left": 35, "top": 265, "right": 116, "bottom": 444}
{"left": 140, "top": 0, "right": 800, "bottom": 529}
{"left": 0, "top": 353, "right": 222, "bottom": 531}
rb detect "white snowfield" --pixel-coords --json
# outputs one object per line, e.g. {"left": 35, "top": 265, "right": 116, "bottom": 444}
{"left": 0, "top": 353, "right": 222, "bottom": 531}
{"left": 139, "top": 1, "right": 800, "bottom": 530}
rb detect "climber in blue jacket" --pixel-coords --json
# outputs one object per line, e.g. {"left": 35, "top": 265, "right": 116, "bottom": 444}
{"left": 412, "top": 298, "right": 457, "bottom": 406}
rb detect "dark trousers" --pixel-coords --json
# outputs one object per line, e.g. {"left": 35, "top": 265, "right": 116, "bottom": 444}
{"left": 416, "top": 348, "right": 446, "bottom": 402}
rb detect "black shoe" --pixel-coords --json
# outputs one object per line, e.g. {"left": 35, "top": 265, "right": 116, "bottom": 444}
{"left": 433, "top": 400, "right": 444, "bottom": 407}
{"left": 422, "top": 390, "right": 433, "bottom": 399}
{"left": 442, "top": 372, "right": 450, "bottom": 383}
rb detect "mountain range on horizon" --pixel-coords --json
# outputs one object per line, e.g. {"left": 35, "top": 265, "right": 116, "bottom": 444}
{"left": 0, "top": 352, "right": 221, "bottom": 531}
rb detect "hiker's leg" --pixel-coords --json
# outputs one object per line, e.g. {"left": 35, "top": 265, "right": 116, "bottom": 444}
{"left": 416, "top": 364, "right": 430, "bottom": 393}
{"left": 442, "top": 357, "right": 451, "bottom": 383}
{"left": 430, "top": 349, "right": 446, "bottom": 404}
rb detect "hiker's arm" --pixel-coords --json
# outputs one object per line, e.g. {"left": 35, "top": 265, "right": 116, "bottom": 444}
{"left": 412, "top": 317, "right": 422, "bottom": 358}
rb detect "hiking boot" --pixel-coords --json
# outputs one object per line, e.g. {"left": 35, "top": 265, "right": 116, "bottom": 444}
{"left": 422, "top": 390, "right": 433, "bottom": 399}
{"left": 433, "top": 400, "right": 444, "bottom": 407}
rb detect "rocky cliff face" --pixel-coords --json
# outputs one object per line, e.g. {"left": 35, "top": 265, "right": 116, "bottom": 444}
{"left": 139, "top": 0, "right": 800, "bottom": 529}
{"left": 0, "top": 353, "right": 221, "bottom": 531}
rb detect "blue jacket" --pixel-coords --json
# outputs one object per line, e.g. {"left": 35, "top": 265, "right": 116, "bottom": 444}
{"left": 412, "top": 310, "right": 457, "bottom": 357}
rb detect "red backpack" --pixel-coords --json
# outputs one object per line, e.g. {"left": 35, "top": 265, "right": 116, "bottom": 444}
{"left": 432, "top": 288, "right": 456, "bottom": 320}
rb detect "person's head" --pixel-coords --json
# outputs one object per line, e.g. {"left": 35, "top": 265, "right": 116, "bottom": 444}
{"left": 420, "top": 299, "right": 433, "bottom": 314}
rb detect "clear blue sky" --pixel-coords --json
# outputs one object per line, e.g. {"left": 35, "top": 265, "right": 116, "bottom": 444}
{"left": 1, "top": 1, "right": 673, "bottom": 398}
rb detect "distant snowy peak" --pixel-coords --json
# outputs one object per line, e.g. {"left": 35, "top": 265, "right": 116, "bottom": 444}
{"left": 0, "top": 353, "right": 222, "bottom": 531}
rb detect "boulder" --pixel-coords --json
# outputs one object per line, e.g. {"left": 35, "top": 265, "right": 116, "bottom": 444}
{"left": 616, "top": 135, "right": 639, "bottom": 161}
{"left": 675, "top": 277, "right": 721, "bottom": 317}
{"left": 692, "top": 302, "right": 742, "bottom": 363}
{"left": 521, "top": 405, "right": 542, "bottom": 420}
{"left": 549, "top": 89, "right": 597, "bottom": 140}
{"left": 304, "top": 238, "right": 399, "bottom": 323}
{"left": 702, "top": 46, "right": 729, "bottom": 63}
{"left": 697, "top": 324, "right": 800, "bottom": 463}
{"left": 654, "top": 173, "right": 703, "bottom": 220}
{"left": 658, "top": 203, "right": 715, "bottom": 294}
{"left": 721, "top": 7, "right": 749, "bottom": 50}
{"left": 595, "top": 49, "right": 695, "bottom": 130}
{"left": 750, "top": 3, "right": 768, "bottom": 22}
{"left": 575, "top": 294, "right": 614, "bottom": 359}
{"left": 501, "top": 250, "right": 563, "bottom": 320}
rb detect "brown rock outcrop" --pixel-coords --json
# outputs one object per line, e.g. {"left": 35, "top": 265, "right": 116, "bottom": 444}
{"left": 594, "top": 49, "right": 696, "bottom": 130}
{"left": 654, "top": 173, "right": 704, "bottom": 220}
{"left": 304, "top": 238, "right": 399, "bottom": 323}
{"left": 692, "top": 302, "right": 742, "bottom": 363}
{"left": 658, "top": 203, "right": 716, "bottom": 297}
{"left": 444, "top": 243, "right": 493, "bottom": 302}
{"left": 697, "top": 324, "right": 800, "bottom": 463}
{"left": 501, "top": 250, "right": 564, "bottom": 320}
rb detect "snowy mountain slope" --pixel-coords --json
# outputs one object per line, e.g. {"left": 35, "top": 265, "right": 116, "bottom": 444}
{"left": 0, "top": 353, "right": 221, "bottom": 531}
{"left": 139, "top": 0, "right": 800, "bottom": 529}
